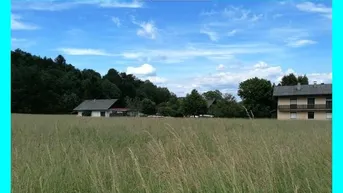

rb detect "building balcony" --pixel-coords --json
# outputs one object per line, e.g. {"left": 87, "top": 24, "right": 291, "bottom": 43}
{"left": 278, "top": 104, "right": 332, "bottom": 112}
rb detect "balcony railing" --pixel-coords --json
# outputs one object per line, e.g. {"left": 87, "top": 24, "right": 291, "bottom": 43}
{"left": 278, "top": 104, "right": 332, "bottom": 112}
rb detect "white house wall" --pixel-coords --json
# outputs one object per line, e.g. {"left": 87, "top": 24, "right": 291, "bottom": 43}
{"left": 91, "top": 111, "right": 101, "bottom": 117}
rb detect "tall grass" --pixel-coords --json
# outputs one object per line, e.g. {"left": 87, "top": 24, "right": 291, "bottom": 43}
{"left": 12, "top": 114, "right": 331, "bottom": 193}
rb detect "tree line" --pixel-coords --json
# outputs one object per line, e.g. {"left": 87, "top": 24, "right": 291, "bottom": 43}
{"left": 11, "top": 49, "right": 309, "bottom": 118}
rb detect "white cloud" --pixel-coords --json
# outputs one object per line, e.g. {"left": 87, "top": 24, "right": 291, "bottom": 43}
{"left": 227, "top": 29, "right": 238, "bottom": 37}
{"left": 200, "top": 10, "right": 219, "bottom": 16}
{"left": 163, "top": 62, "right": 331, "bottom": 97}
{"left": 133, "top": 19, "right": 158, "bottom": 39}
{"left": 126, "top": 64, "right": 167, "bottom": 84}
{"left": 57, "top": 48, "right": 113, "bottom": 56}
{"left": 216, "top": 64, "right": 226, "bottom": 71}
{"left": 194, "top": 62, "right": 284, "bottom": 89}
{"left": 296, "top": 2, "right": 331, "bottom": 14}
{"left": 11, "top": 0, "right": 144, "bottom": 11}
{"left": 270, "top": 27, "right": 309, "bottom": 38}
{"left": 296, "top": 2, "right": 332, "bottom": 19}
{"left": 120, "top": 43, "right": 281, "bottom": 63}
{"left": 253, "top": 61, "right": 268, "bottom": 69}
{"left": 145, "top": 61, "right": 332, "bottom": 97}
{"left": 286, "top": 39, "right": 317, "bottom": 48}
{"left": 164, "top": 83, "right": 201, "bottom": 97}
{"left": 11, "top": 1, "right": 76, "bottom": 11}
{"left": 222, "top": 6, "right": 263, "bottom": 22}
{"left": 99, "top": 0, "right": 144, "bottom": 8}
{"left": 199, "top": 7, "right": 263, "bottom": 39}
{"left": 112, "top": 17, "right": 121, "bottom": 27}
{"left": 200, "top": 29, "right": 219, "bottom": 41}
{"left": 250, "top": 14, "right": 263, "bottom": 22}
{"left": 307, "top": 72, "right": 332, "bottom": 84}
{"left": 126, "top": 63, "right": 156, "bottom": 76}
{"left": 11, "top": 14, "right": 38, "bottom": 30}
{"left": 275, "top": 71, "right": 332, "bottom": 84}
{"left": 145, "top": 76, "right": 167, "bottom": 84}
{"left": 121, "top": 52, "right": 142, "bottom": 59}
{"left": 269, "top": 27, "right": 317, "bottom": 48}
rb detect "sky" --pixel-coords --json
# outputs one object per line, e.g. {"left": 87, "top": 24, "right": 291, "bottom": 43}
{"left": 11, "top": 0, "right": 332, "bottom": 96}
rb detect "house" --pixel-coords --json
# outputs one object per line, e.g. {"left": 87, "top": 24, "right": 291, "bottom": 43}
{"left": 273, "top": 82, "right": 332, "bottom": 120}
{"left": 206, "top": 99, "right": 217, "bottom": 109}
{"left": 73, "top": 99, "right": 130, "bottom": 117}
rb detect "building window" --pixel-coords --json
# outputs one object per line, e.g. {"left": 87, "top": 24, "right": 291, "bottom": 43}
{"left": 290, "top": 112, "right": 297, "bottom": 119}
{"left": 326, "top": 111, "right": 332, "bottom": 119}
{"left": 290, "top": 97, "right": 297, "bottom": 109}
{"left": 100, "top": 112, "right": 105, "bottom": 117}
{"left": 307, "top": 98, "right": 315, "bottom": 109}
{"left": 308, "top": 112, "right": 315, "bottom": 119}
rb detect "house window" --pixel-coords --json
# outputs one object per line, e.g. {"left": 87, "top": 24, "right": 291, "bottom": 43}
{"left": 326, "top": 111, "right": 332, "bottom": 119}
{"left": 308, "top": 112, "right": 315, "bottom": 119}
{"left": 290, "top": 112, "right": 297, "bottom": 119}
{"left": 307, "top": 98, "right": 315, "bottom": 109}
{"left": 100, "top": 112, "right": 105, "bottom": 117}
{"left": 290, "top": 97, "right": 297, "bottom": 109}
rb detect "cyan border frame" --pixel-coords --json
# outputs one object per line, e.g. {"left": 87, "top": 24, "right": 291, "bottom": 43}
{"left": 1, "top": 0, "right": 11, "bottom": 192}
{"left": 4, "top": 0, "right": 337, "bottom": 193}
{"left": 333, "top": 0, "right": 340, "bottom": 192}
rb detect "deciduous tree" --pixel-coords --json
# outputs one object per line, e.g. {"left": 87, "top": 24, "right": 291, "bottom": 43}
{"left": 182, "top": 89, "right": 208, "bottom": 116}
{"left": 238, "top": 77, "right": 274, "bottom": 118}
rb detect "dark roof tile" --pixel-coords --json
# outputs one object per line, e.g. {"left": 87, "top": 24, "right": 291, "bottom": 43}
{"left": 273, "top": 84, "right": 332, "bottom": 97}
{"left": 73, "top": 99, "right": 118, "bottom": 111}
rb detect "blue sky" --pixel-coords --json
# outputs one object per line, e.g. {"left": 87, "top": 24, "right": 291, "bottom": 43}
{"left": 11, "top": 0, "right": 332, "bottom": 96}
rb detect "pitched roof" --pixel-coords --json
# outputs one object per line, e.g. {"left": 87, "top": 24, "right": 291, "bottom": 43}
{"left": 73, "top": 99, "right": 118, "bottom": 111}
{"left": 273, "top": 84, "right": 332, "bottom": 97}
{"left": 206, "top": 99, "right": 216, "bottom": 108}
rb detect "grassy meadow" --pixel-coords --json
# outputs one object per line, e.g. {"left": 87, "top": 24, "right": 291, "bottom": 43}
{"left": 12, "top": 114, "right": 331, "bottom": 193}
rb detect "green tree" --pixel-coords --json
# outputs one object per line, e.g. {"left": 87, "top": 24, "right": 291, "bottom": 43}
{"left": 81, "top": 69, "right": 103, "bottom": 99}
{"left": 223, "top": 93, "right": 236, "bottom": 102}
{"left": 279, "top": 73, "right": 309, "bottom": 86}
{"left": 297, "top": 75, "right": 309, "bottom": 85}
{"left": 141, "top": 98, "right": 157, "bottom": 115}
{"left": 280, "top": 73, "right": 298, "bottom": 86}
{"left": 101, "top": 79, "right": 121, "bottom": 99}
{"left": 204, "top": 92, "right": 243, "bottom": 118}
{"left": 125, "top": 97, "right": 141, "bottom": 112}
{"left": 157, "top": 106, "right": 177, "bottom": 117}
{"left": 209, "top": 99, "right": 243, "bottom": 118}
{"left": 103, "top": 68, "right": 122, "bottom": 86}
{"left": 60, "top": 93, "right": 80, "bottom": 113}
{"left": 238, "top": 77, "right": 274, "bottom": 118}
{"left": 158, "top": 93, "right": 184, "bottom": 117}
{"left": 10, "top": 49, "right": 177, "bottom": 114}
{"left": 54, "top": 55, "right": 66, "bottom": 65}
{"left": 182, "top": 89, "right": 208, "bottom": 116}
{"left": 202, "top": 90, "right": 223, "bottom": 101}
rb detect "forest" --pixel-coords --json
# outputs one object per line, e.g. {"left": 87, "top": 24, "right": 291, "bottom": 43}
{"left": 11, "top": 49, "right": 309, "bottom": 118}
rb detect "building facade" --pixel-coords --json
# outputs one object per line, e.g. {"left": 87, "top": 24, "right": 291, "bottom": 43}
{"left": 73, "top": 99, "right": 132, "bottom": 117}
{"left": 273, "top": 83, "right": 332, "bottom": 120}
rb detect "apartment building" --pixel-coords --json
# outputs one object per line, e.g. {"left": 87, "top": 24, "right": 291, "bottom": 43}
{"left": 273, "top": 83, "right": 332, "bottom": 120}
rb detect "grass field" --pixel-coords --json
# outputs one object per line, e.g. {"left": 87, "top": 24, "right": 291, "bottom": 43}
{"left": 12, "top": 114, "right": 331, "bottom": 193}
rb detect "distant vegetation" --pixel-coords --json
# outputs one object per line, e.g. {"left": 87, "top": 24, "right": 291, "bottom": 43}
{"left": 12, "top": 114, "right": 331, "bottom": 193}
{"left": 11, "top": 49, "right": 309, "bottom": 118}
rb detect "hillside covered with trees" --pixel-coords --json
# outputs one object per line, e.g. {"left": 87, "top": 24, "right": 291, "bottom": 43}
{"left": 11, "top": 49, "right": 309, "bottom": 118}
